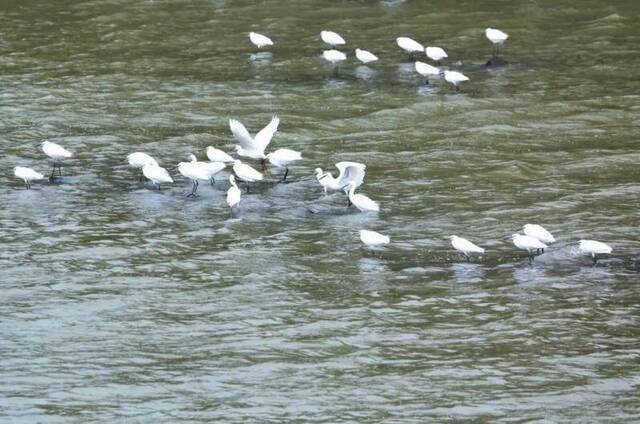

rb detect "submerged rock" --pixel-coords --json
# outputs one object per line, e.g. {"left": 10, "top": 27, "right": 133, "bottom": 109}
{"left": 485, "top": 57, "right": 508, "bottom": 67}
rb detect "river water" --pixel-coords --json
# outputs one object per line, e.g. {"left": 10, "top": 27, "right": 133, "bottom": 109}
{"left": 1, "top": 0, "right": 639, "bottom": 421}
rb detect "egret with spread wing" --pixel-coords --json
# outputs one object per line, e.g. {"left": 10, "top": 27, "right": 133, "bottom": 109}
{"left": 229, "top": 116, "right": 280, "bottom": 168}
{"left": 315, "top": 161, "right": 366, "bottom": 196}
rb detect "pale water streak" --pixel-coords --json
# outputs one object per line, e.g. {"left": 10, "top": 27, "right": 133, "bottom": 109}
{"left": 0, "top": 0, "right": 639, "bottom": 422}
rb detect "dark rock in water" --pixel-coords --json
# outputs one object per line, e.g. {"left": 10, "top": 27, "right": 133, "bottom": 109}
{"left": 485, "top": 57, "right": 508, "bottom": 67}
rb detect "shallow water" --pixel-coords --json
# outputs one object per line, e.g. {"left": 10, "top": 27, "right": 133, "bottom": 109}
{"left": 1, "top": 0, "right": 639, "bottom": 421}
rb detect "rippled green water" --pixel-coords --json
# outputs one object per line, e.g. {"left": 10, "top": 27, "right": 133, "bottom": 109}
{"left": 1, "top": 0, "right": 639, "bottom": 421}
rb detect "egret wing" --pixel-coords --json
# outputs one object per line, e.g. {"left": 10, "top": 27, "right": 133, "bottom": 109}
{"left": 206, "top": 147, "right": 234, "bottom": 163}
{"left": 336, "top": 161, "right": 366, "bottom": 189}
{"left": 397, "top": 37, "right": 423, "bottom": 52}
{"left": 15, "top": 166, "right": 44, "bottom": 180}
{"left": 415, "top": 61, "right": 439, "bottom": 76}
{"left": 454, "top": 237, "right": 484, "bottom": 253}
{"left": 254, "top": 116, "right": 279, "bottom": 151}
{"left": 144, "top": 165, "right": 173, "bottom": 183}
{"left": 201, "top": 162, "right": 226, "bottom": 177}
{"left": 273, "top": 149, "right": 301, "bottom": 162}
{"left": 250, "top": 32, "right": 273, "bottom": 46}
{"left": 579, "top": 240, "right": 611, "bottom": 254}
{"left": 229, "top": 119, "right": 255, "bottom": 150}
{"left": 44, "top": 142, "right": 73, "bottom": 158}
{"left": 353, "top": 193, "right": 379, "bottom": 212}
{"left": 234, "top": 162, "right": 263, "bottom": 181}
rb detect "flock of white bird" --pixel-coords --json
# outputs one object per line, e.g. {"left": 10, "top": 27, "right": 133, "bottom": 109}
{"left": 250, "top": 28, "right": 510, "bottom": 90}
{"left": 11, "top": 28, "right": 614, "bottom": 264}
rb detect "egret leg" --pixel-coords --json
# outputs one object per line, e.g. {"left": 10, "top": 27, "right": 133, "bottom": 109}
{"left": 210, "top": 177, "right": 215, "bottom": 186}
{"left": 281, "top": 167, "right": 289, "bottom": 182}
{"left": 49, "top": 164, "right": 57, "bottom": 181}
{"left": 465, "top": 254, "right": 470, "bottom": 262}
{"left": 58, "top": 166, "right": 62, "bottom": 177}
{"left": 139, "top": 170, "right": 144, "bottom": 182}
{"left": 455, "top": 85, "right": 460, "bottom": 92}
{"left": 187, "top": 180, "right": 199, "bottom": 197}
{"left": 261, "top": 159, "right": 266, "bottom": 172}
{"left": 592, "top": 254, "right": 597, "bottom": 265}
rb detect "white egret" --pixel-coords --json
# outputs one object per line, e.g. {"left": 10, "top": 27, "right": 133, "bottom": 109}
{"left": 127, "top": 152, "right": 158, "bottom": 181}
{"left": 443, "top": 70, "right": 469, "bottom": 91}
{"left": 232, "top": 160, "right": 263, "bottom": 192}
{"left": 414, "top": 61, "right": 439, "bottom": 84}
{"left": 229, "top": 116, "right": 279, "bottom": 167}
{"left": 14, "top": 166, "right": 45, "bottom": 189}
{"left": 206, "top": 146, "right": 235, "bottom": 164}
{"left": 523, "top": 224, "right": 555, "bottom": 253}
{"left": 249, "top": 32, "right": 273, "bottom": 49}
{"left": 347, "top": 184, "right": 379, "bottom": 212}
{"left": 322, "top": 49, "right": 347, "bottom": 76}
{"left": 142, "top": 164, "right": 173, "bottom": 190}
{"left": 315, "top": 161, "right": 366, "bottom": 195}
{"left": 41, "top": 140, "right": 73, "bottom": 180}
{"left": 232, "top": 160, "right": 263, "bottom": 182}
{"left": 178, "top": 155, "right": 212, "bottom": 197}
{"left": 360, "top": 230, "right": 390, "bottom": 246}
{"left": 355, "top": 48, "right": 378, "bottom": 64}
{"left": 512, "top": 233, "right": 547, "bottom": 262}
{"left": 322, "top": 49, "right": 347, "bottom": 65}
{"left": 226, "top": 175, "right": 241, "bottom": 211}
{"left": 579, "top": 240, "right": 612, "bottom": 264}
{"left": 396, "top": 37, "right": 424, "bottom": 57}
{"left": 266, "top": 148, "right": 302, "bottom": 181}
{"left": 321, "top": 30, "right": 345, "bottom": 47}
{"left": 485, "top": 28, "right": 508, "bottom": 56}
{"left": 425, "top": 46, "right": 447, "bottom": 64}
{"left": 449, "top": 235, "right": 485, "bottom": 261}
